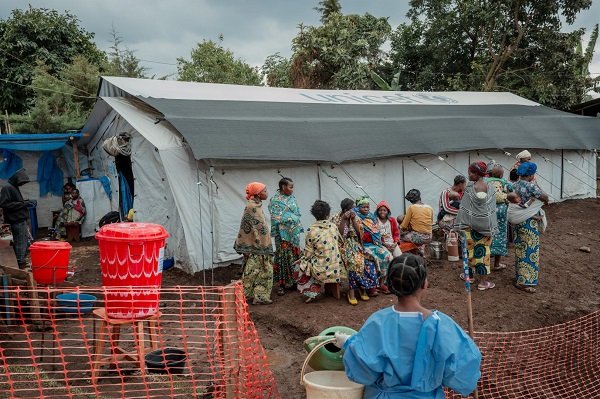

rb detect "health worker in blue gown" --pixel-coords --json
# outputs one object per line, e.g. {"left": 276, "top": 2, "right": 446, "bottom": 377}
{"left": 335, "top": 253, "right": 482, "bottom": 399}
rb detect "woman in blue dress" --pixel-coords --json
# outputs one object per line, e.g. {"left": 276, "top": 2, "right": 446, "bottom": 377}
{"left": 269, "top": 177, "right": 303, "bottom": 296}
{"left": 335, "top": 254, "right": 482, "bottom": 399}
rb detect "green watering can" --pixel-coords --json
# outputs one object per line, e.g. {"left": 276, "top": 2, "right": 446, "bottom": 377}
{"left": 303, "top": 326, "right": 357, "bottom": 371}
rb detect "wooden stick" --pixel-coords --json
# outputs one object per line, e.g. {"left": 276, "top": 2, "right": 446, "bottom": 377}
{"left": 460, "top": 231, "right": 479, "bottom": 399}
{"left": 71, "top": 137, "right": 80, "bottom": 179}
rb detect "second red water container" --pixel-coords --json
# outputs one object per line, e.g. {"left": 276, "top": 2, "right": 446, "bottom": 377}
{"left": 96, "top": 222, "right": 169, "bottom": 319}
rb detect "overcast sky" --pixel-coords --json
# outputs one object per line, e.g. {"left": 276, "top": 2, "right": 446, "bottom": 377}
{"left": 2, "top": 0, "right": 599, "bottom": 80}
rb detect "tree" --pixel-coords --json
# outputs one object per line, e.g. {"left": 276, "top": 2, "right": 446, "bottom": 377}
{"left": 262, "top": 53, "right": 292, "bottom": 88}
{"left": 103, "top": 26, "right": 147, "bottom": 78}
{"left": 177, "top": 36, "right": 261, "bottom": 85}
{"left": 11, "top": 56, "right": 99, "bottom": 133}
{"left": 314, "top": 0, "right": 342, "bottom": 23}
{"left": 0, "top": 7, "right": 104, "bottom": 114}
{"left": 287, "top": 12, "right": 391, "bottom": 89}
{"left": 389, "top": 0, "right": 595, "bottom": 110}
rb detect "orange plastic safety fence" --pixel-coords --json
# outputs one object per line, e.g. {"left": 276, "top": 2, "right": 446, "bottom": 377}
{"left": 446, "top": 309, "right": 600, "bottom": 398}
{"left": 0, "top": 282, "right": 279, "bottom": 399}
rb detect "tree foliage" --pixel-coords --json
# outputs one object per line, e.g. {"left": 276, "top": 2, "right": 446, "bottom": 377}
{"left": 277, "top": 10, "right": 390, "bottom": 89}
{"left": 0, "top": 7, "right": 104, "bottom": 114}
{"left": 314, "top": 0, "right": 342, "bottom": 23}
{"left": 103, "top": 26, "right": 147, "bottom": 78}
{"left": 10, "top": 56, "right": 99, "bottom": 133}
{"left": 177, "top": 36, "right": 261, "bottom": 85}
{"left": 388, "top": 0, "right": 595, "bottom": 110}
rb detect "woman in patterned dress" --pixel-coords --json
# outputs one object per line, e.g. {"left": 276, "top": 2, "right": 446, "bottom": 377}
{"left": 332, "top": 198, "right": 378, "bottom": 305}
{"left": 354, "top": 196, "right": 393, "bottom": 295}
{"left": 512, "top": 162, "right": 549, "bottom": 294}
{"left": 234, "top": 182, "right": 274, "bottom": 305}
{"left": 269, "top": 177, "right": 303, "bottom": 296}
{"left": 295, "top": 200, "right": 343, "bottom": 303}
{"left": 454, "top": 161, "right": 498, "bottom": 291}
{"left": 485, "top": 164, "right": 512, "bottom": 271}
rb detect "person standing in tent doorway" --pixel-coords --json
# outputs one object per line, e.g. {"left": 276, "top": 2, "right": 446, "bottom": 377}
{"left": 0, "top": 168, "right": 32, "bottom": 269}
{"left": 455, "top": 161, "right": 498, "bottom": 291}
{"left": 234, "top": 182, "right": 274, "bottom": 305}
{"left": 269, "top": 177, "right": 303, "bottom": 296}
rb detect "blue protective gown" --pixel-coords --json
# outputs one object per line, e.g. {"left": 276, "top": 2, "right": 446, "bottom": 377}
{"left": 343, "top": 307, "right": 481, "bottom": 399}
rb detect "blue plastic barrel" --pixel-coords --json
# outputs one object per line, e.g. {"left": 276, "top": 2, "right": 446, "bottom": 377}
{"left": 27, "top": 203, "right": 38, "bottom": 239}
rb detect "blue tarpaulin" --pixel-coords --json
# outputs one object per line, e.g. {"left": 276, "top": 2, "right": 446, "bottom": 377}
{"left": 0, "top": 133, "right": 82, "bottom": 152}
{"left": 0, "top": 149, "right": 23, "bottom": 179}
{"left": 37, "top": 152, "right": 64, "bottom": 197}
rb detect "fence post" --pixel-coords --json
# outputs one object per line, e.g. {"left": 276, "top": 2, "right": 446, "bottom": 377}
{"left": 222, "top": 282, "right": 242, "bottom": 399}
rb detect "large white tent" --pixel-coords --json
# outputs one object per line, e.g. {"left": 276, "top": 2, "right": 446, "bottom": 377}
{"left": 81, "top": 77, "right": 600, "bottom": 273}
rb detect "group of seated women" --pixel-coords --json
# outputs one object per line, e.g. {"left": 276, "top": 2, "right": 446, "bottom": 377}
{"left": 296, "top": 190, "right": 433, "bottom": 304}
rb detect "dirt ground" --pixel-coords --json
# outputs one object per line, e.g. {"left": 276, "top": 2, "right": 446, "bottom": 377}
{"left": 66, "top": 198, "right": 600, "bottom": 398}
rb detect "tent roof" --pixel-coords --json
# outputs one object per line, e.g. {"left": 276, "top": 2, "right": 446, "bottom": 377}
{"left": 0, "top": 133, "right": 82, "bottom": 151}
{"left": 88, "top": 76, "right": 600, "bottom": 163}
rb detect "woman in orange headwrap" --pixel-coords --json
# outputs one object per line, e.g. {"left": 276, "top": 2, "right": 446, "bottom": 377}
{"left": 234, "top": 182, "right": 274, "bottom": 305}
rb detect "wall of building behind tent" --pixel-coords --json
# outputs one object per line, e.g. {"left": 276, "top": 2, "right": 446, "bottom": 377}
{"left": 208, "top": 149, "right": 596, "bottom": 265}
{"left": 0, "top": 147, "right": 114, "bottom": 238}
{"left": 0, "top": 150, "right": 67, "bottom": 229}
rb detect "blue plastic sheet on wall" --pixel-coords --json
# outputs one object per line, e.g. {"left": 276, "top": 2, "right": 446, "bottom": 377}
{"left": 37, "top": 151, "right": 64, "bottom": 197}
{"left": 0, "top": 149, "right": 23, "bottom": 179}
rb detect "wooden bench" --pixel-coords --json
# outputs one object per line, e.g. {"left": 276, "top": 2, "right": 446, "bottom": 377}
{"left": 0, "top": 247, "right": 41, "bottom": 324}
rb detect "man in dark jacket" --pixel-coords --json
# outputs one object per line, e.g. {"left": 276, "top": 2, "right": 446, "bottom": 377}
{"left": 0, "top": 169, "right": 31, "bottom": 268}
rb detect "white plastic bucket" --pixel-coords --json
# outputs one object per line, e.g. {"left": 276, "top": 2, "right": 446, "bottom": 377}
{"left": 301, "top": 338, "right": 364, "bottom": 399}
{"left": 303, "top": 370, "right": 364, "bottom": 399}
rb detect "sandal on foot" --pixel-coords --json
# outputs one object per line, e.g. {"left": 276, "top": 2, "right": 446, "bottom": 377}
{"left": 367, "top": 288, "right": 379, "bottom": 297}
{"left": 378, "top": 284, "right": 391, "bottom": 295}
{"left": 347, "top": 293, "right": 358, "bottom": 306}
{"left": 359, "top": 291, "right": 370, "bottom": 301}
{"left": 492, "top": 264, "right": 507, "bottom": 271}
{"left": 477, "top": 282, "right": 496, "bottom": 291}
{"left": 515, "top": 284, "right": 536, "bottom": 293}
{"left": 459, "top": 273, "right": 475, "bottom": 283}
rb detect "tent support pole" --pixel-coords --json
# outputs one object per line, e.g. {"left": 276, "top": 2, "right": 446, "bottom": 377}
{"left": 71, "top": 137, "right": 80, "bottom": 179}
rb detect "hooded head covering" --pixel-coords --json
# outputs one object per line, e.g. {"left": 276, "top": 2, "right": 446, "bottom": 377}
{"left": 8, "top": 168, "right": 30, "bottom": 187}
{"left": 245, "top": 182, "right": 266, "bottom": 200}
{"left": 517, "top": 162, "right": 537, "bottom": 177}
{"left": 516, "top": 150, "right": 531, "bottom": 161}
{"left": 405, "top": 189, "right": 421, "bottom": 204}
{"left": 468, "top": 161, "right": 488, "bottom": 177}
{"left": 376, "top": 200, "right": 392, "bottom": 215}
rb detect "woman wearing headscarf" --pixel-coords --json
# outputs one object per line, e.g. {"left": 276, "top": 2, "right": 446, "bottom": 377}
{"left": 332, "top": 198, "right": 378, "bottom": 305}
{"left": 454, "top": 161, "right": 498, "bottom": 291}
{"left": 268, "top": 177, "right": 303, "bottom": 296}
{"left": 485, "top": 164, "right": 513, "bottom": 271}
{"left": 354, "top": 196, "right": 393, "bottom": 295}
{"left": 437, "top": 175, "right": 467, "bottom": 233}
{"left": 399, "top": 189, "right": 434, "bottom": 255}
{"left": 509, "top": 162, "right": 549, "bottom": 294}
{"left": 234, "top": 182, "right": 274, "bottom": 305}
{"left": 294, "top": 200, "right": 343, "bottom": 303}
